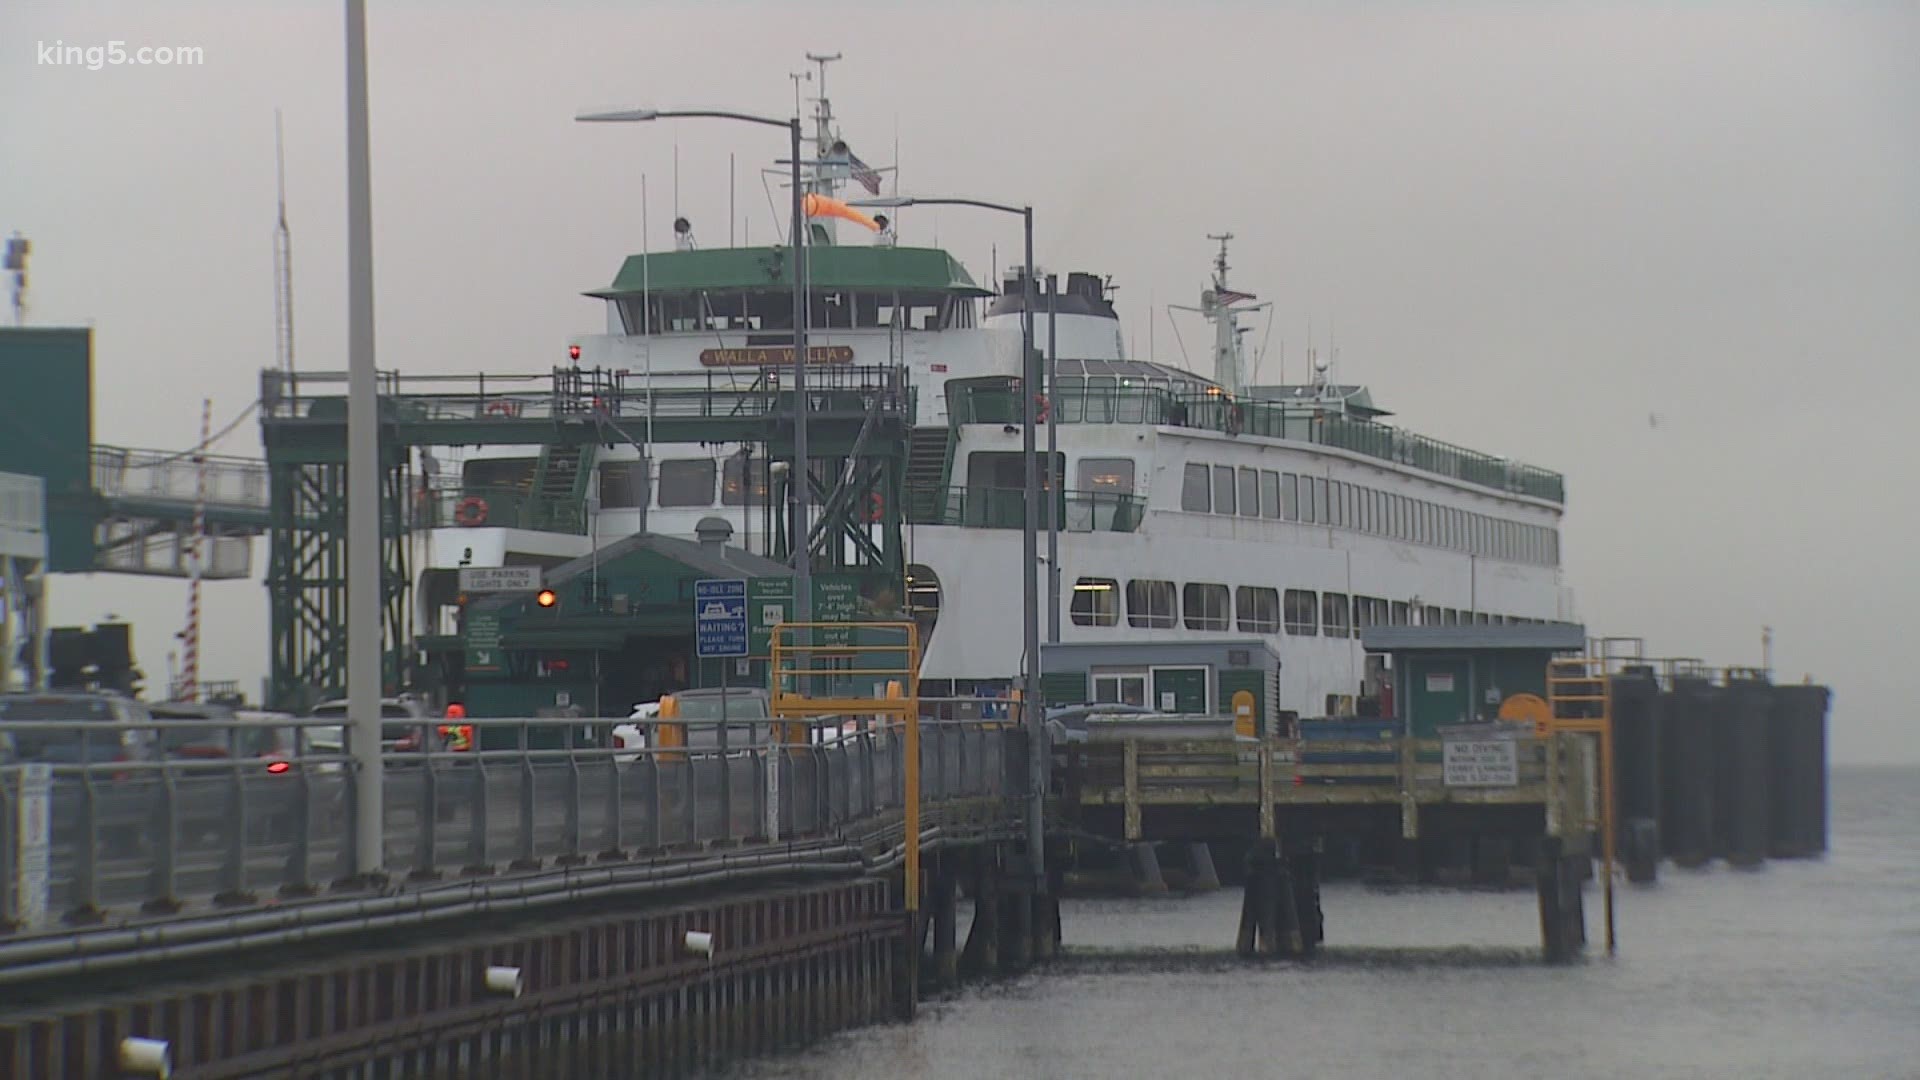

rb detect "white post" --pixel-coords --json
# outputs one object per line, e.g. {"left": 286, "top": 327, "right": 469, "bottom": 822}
{"left": 344, "top": 0, "right": 384, "bottom": 878}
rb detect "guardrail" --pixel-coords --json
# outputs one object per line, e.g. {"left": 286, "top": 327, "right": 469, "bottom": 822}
{"left": 0, "top": 715, "right": 1023, "bottom": 942}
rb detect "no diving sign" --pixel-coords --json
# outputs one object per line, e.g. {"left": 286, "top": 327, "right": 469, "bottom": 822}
{"left": 1442, "top": 738, "right": 1519, "bottom": 787}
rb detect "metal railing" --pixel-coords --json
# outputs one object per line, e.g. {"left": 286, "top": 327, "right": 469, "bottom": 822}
{"left": 950, "top": 385, "right": 1565, "bottom": 504}
{"left": 91, "top": 445, "right": 270, "bottom": 513}
{"left": 260, "top": 365, "right": 914, "bottom": 427}
{"left": 0, "top": 714, "right": 1022, "bottom": 939}
{"left": 423, "top": 484, "right": 588, "bottom": 534}
{"left": 904, "top": 485, "right": 1142, "bottom": 532}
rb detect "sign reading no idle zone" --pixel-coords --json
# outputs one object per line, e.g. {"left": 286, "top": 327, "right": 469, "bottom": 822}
{"left": 695, "top": 578, "right": 749, "bottom": 659}
{"left": 459, "top": 566, "right": 542, "bottom": 593}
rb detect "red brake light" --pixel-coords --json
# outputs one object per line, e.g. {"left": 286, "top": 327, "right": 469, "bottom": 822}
{"left": 568, "top": 344, "right": 582, "bottom": 361}
{"left": 266, "top": 760, "right": 292, "bottom": 774}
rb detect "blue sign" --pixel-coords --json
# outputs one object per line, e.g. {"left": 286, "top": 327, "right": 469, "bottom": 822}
{"left": 694, "top": 578, "right": 749, "bottom": 659}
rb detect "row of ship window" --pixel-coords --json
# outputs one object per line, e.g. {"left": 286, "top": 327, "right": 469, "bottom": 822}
{"left": 1069, "top": 578, "right": 1548, "bottom": 636}
{"left": 1178, "top": 462, "right": 1559, "bottom": 567}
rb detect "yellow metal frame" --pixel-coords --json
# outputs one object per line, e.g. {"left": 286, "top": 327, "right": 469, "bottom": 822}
{"left": 1546, "top": 655, "right": 1617, "bottom": 953}
{"left": 770, "top": 621, "right": 923, "bottom": 912}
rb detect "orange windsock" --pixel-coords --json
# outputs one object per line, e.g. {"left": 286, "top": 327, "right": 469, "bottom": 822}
{"left": 803, "top": 193, "right": 880, "bottom": 232}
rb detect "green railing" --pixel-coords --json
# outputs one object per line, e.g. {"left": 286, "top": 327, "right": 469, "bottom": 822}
{"left": 905, "top": 486, "right": 1142, "bottom": 532}
{"left": 950, "top": 384, "right": 1565, "bottom": 504}
{"left": 424, "top": 485, "right": 588, "bottom": 534}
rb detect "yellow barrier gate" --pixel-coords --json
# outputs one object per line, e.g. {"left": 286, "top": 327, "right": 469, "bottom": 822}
{"left": 1546, "top": 654, "right": 1617, "bottom": 953}
{"left": 770, "top": 621, "right": 923, "bottom": 911}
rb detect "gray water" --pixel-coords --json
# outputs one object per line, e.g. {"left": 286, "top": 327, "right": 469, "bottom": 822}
{"left": 727, "top": 766, "right": 1919, "bottom": 1079}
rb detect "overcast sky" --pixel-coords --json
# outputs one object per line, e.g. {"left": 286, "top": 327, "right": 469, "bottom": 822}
{"left": 3, "top": 1, "right": 1914, "bottom": 763}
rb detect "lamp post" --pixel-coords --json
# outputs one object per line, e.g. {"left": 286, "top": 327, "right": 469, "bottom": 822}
{"left": 1046, "top": 273, "right": 1060, "bottom": 644}
{"left": 343, "top": 0, "right": 383, "bottom": 879}
{"left": 852, "top": 195, "right": 1044, "bottom": 893}
{"left": 577, "top": 107, "right": 811, "bottom": 622}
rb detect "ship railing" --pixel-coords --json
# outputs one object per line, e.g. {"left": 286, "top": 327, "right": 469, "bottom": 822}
{"left": 421, "top": 484, "right": 589, "bottom": 534}
{"left": 260, "top": 364, "right": 912, "bottom": 427}
{"left": 952, "top": 384, "right": 1564, "bottom": 504}
{"left": 903, "top": 485, "right": 1142, "bottom": 532}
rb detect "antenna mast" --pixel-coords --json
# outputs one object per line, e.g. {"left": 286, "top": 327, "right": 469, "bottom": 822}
{"left": 273, "top": 111, "right": 296, "bottom": 375}
{"left": 1168, "top": 232, "right": 1268, "bottom": 395}
{"left": 803, "top": 51, "right": 844, "bottom": 240}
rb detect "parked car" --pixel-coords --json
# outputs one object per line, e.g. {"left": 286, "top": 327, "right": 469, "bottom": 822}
{"left": 308, "top": 695, "right": 446, "bottom": 757}
{"left": 0, "top": 692, "right": 159, "bottom": 765}
{"left": 149, "top": 701, "right": 305, "bottom": 773}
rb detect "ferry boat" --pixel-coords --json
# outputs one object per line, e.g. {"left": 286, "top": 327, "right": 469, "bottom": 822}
{"left": 425, "top": 56, "right": 1572, "bottom": 720}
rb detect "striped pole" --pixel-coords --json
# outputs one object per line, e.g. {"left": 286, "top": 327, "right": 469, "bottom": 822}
{"left": 177, "top": 397, "right": 211, "bottom": 702}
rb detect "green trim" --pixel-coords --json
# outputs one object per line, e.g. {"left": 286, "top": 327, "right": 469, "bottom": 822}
{"left": 593, "top": 246, "right": 989, "bottom": 298}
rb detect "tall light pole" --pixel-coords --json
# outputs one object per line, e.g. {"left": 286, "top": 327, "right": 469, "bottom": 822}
{"left": 853, "top": 195, "right": 1044, "bottom": 893}
{"left": 343, "top": 0, "right": 383, "bottom": 879}
{"left": 576, "top": 107, "right": 811, "bottom": 622}
{"left": 1046, "top": 273, "right": 1060, "bottom": 644}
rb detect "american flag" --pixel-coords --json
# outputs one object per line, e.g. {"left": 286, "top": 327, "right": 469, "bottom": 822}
{"left": 832, "top": 140, "right": 884, "bottom": 196}
{"left": 1214, "top": 286, "right": 1256, "bottom": 306}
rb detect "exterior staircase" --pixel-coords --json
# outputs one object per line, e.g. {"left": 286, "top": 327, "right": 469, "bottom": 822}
{"left": 529, "top": 445, "right": 596, "bottom": 532}
{"left": 903, "top": 426, "right": 953, "bottom": 523}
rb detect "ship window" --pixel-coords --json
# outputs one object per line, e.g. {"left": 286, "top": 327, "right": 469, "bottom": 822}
{"left": 1237, "top": 468, "right": 1259, "bottom": 518}
{"left": 1183, "top": 582, "right": 1231, "bottom": 631}
{"left": 598, "top": 461, "right": 646, "bottom": 509}
{"left": 721, "top": 455, "right": 768, "bottom": 506}
{"left": 657, "top": 459, "right": 715, "bottom": 507}
{"left": 1322, "top": 593, "right": 1351, "bottom": 638}
{"left": 1093, "top": 671, "right": 1148, "bottom": 708}
{"left": 1282, "top": 474, "right": 1299, "bottom": 521}
{"left": 1180, "top": 464, "right": 1210, "bottom": 512}
{"left": 1391, "top": 601, "right": 1410, "bottom": 625}
{"left": 1475, "top": 612, "right": 1491, "bottom": 625}
{"left": 1126, "top": 579, "right": 1178, "bottom": 628}
{"left": 1236, "top": 586, "right": 1280, "bottom": 634}
{"left": 1424, "top": 605, "right": 1442, "bottom": 625}
{"left": 1443, "top": 608, "right": 1460, "bottom": 625}
{"left": 1329, "top": 481, "right": 1346, "bottom": 527}
{"left": 1070, "top": 577, "right": 1120, "bottom": 627}
{"left": 1284, "top": 589, "right": 1318, "bottom": 636}
{"left": 1351, "top": 596, "right": 1373, "bottom": 631}
{"left": 1260, "top": 470, "right": 1281, "bottom": 519}
{"left": 1079, "top": 457, "right": 1135, "bottom": 493}
{"left": 1313, "top": 478, "right": 1328, "bottom": 524}
{"left": 1212, "top": 466, "right": 1236, "bottom": 515}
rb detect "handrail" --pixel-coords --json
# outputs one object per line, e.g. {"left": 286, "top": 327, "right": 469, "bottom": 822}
{"left": 951, "top": 383, "right": 1564, "bottom": 503}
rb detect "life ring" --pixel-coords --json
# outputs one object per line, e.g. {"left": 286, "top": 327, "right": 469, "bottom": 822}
{"left": 454, "top": 496, "right": 489, "bottom": 527}
{"left": 484, "top": 400, "right": 519, "bottom": 419}
{"left": 866, "top": 492, "right": 885, "bottom": 523}
{"left": 1034, "top": 394, "right": 1051, "bottom": 424}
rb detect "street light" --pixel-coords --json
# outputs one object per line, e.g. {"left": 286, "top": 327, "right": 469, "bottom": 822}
{"left": 577, "top": 106, "right": 811, "bottom": 623}
{"left": 852, "top": 194, "right": 1045, "bottom": 894}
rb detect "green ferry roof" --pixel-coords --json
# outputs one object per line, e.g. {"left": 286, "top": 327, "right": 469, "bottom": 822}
{"left": 589, "top": 245, "right": 990, "bottom": 299}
